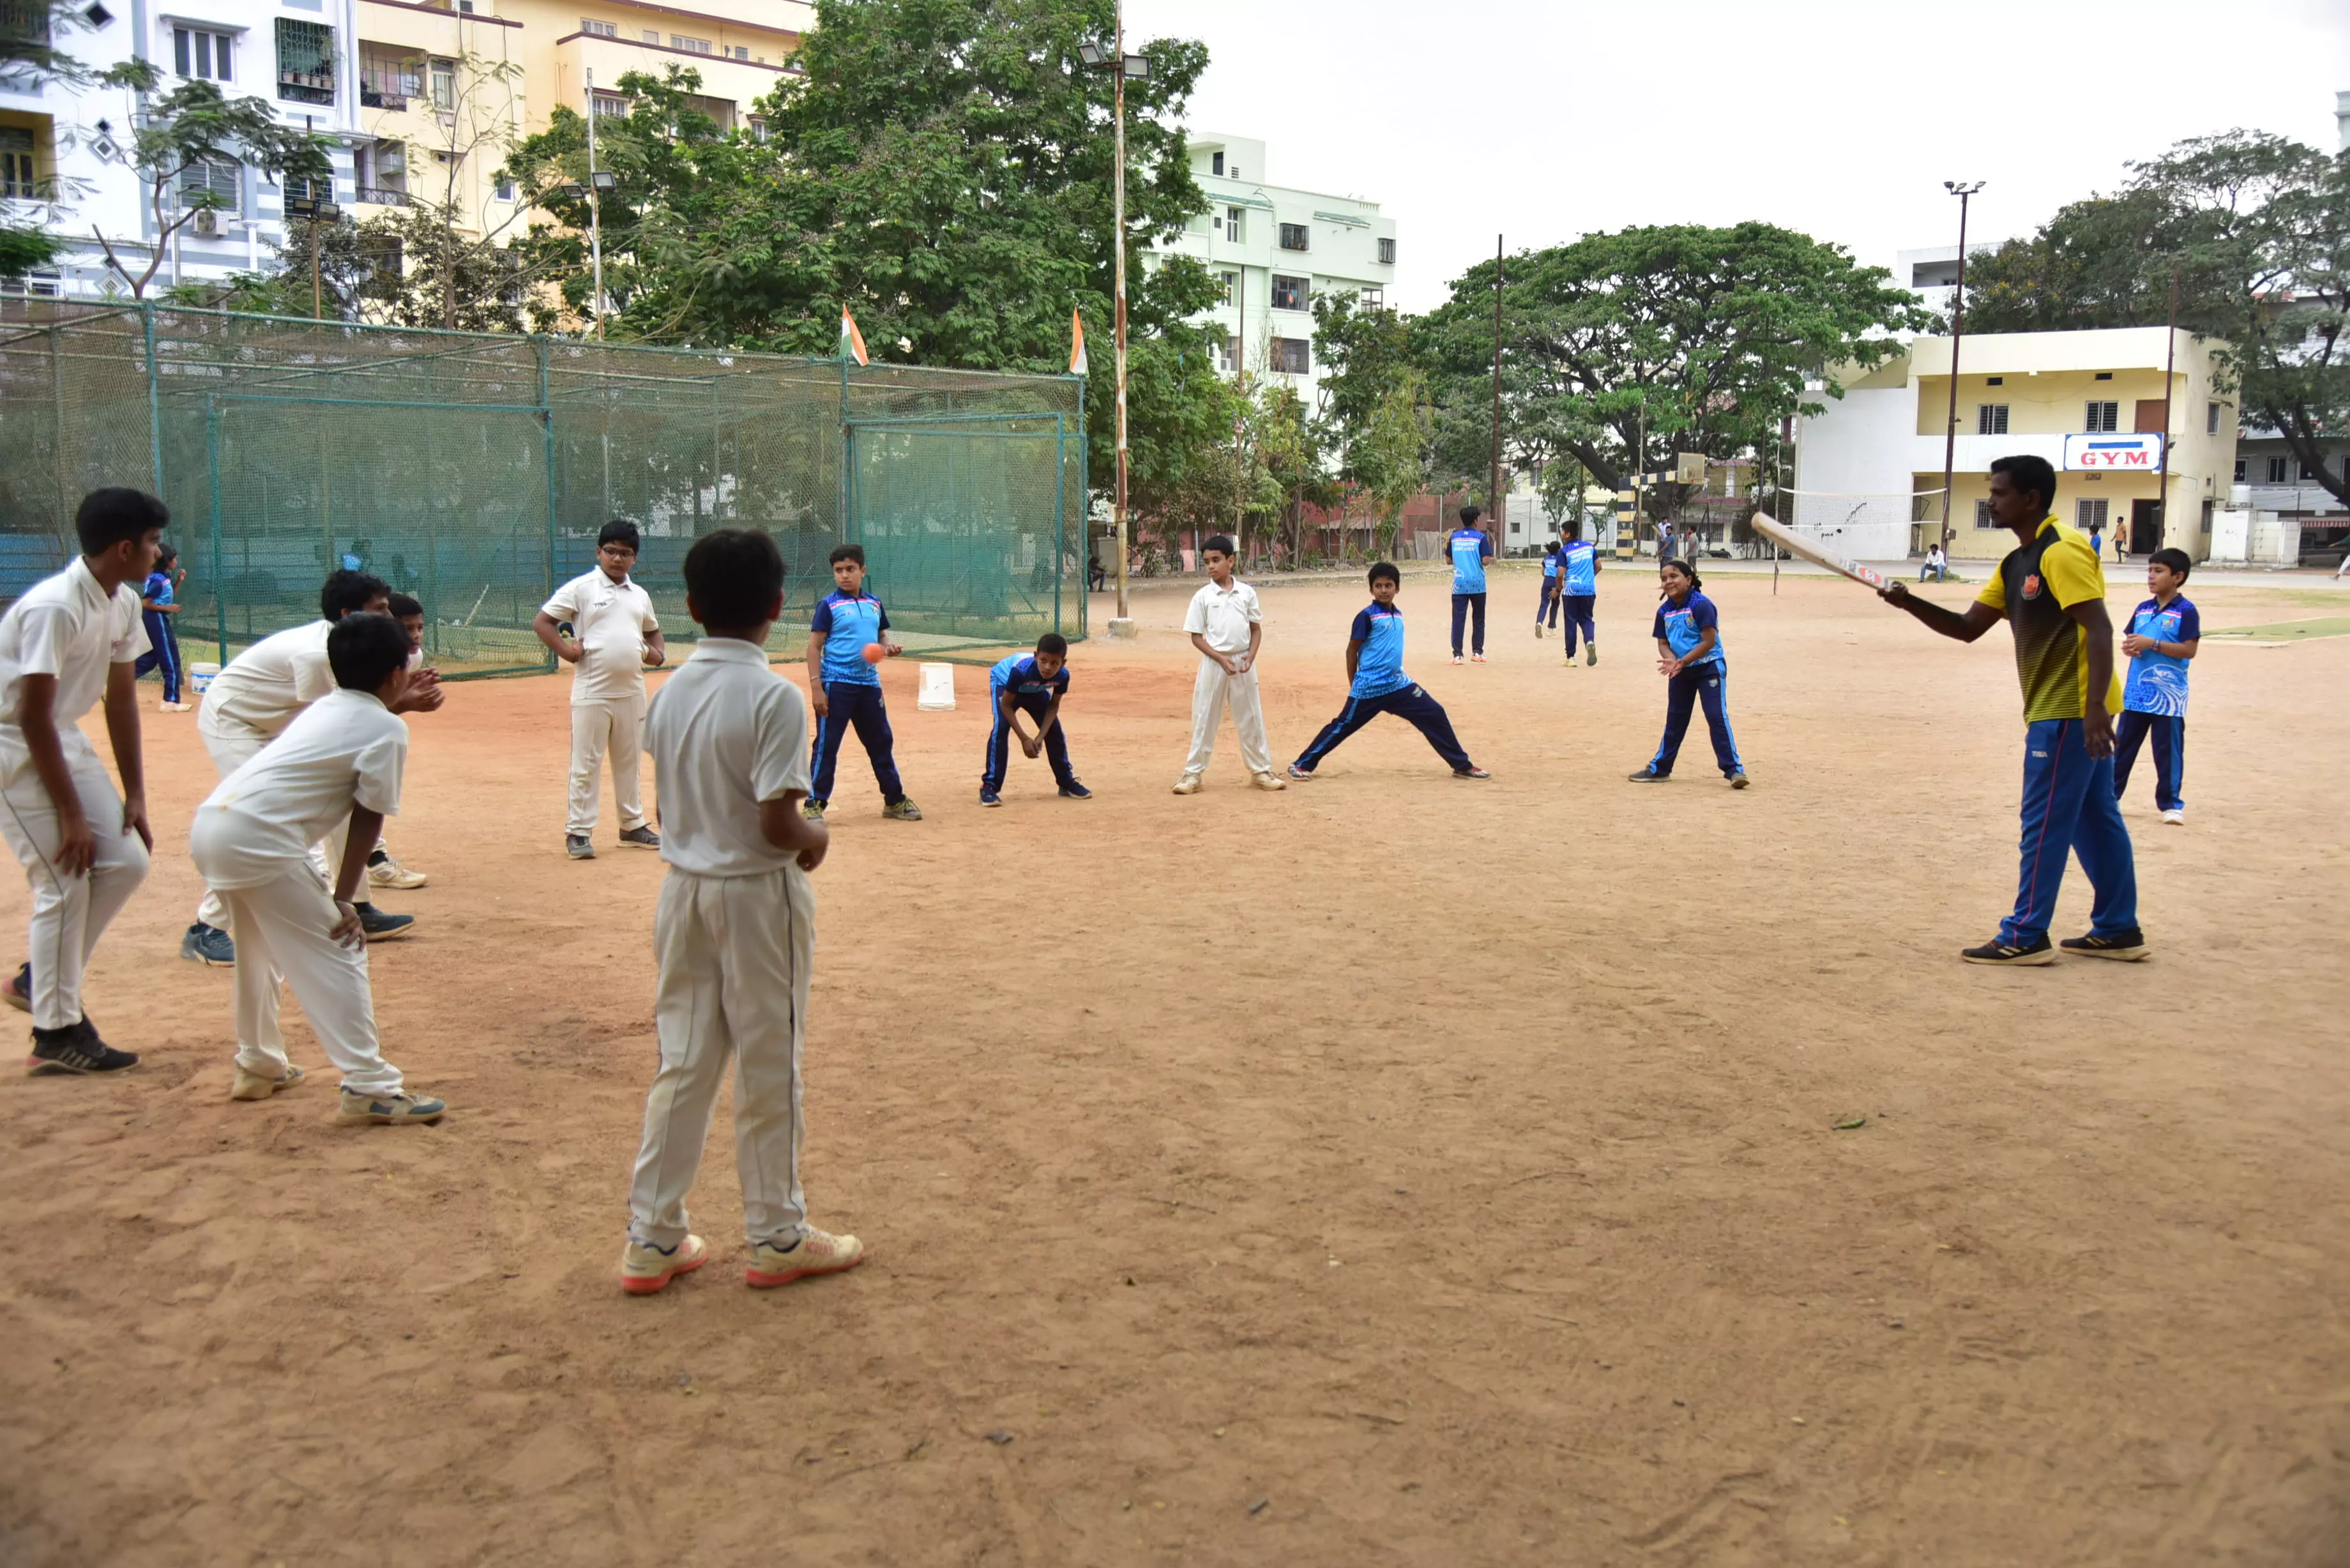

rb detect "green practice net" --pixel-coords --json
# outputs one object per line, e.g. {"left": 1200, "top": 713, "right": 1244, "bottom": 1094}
{"left": 0, "top": 303, "right": 1088, "bottom": 676}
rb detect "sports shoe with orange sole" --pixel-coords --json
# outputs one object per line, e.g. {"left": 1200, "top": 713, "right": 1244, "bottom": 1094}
{"left": 746, "top": 1226, "right": 864, "bottom": 1288}
{"left": 620, "top": 1233, "right": 709, "bottom": 1295}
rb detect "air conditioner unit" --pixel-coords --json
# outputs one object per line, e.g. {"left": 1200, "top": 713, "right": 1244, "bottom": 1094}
{"left": 192, "top": 207, "right": 221, "bottom": 236}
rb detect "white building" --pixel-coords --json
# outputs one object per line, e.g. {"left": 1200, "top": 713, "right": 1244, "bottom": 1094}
{"left": 1895, "top": 239, "right": 2003, "bottom": 326}
{"left": 1148, "top": 132, "right": 1397, "bottom": 418}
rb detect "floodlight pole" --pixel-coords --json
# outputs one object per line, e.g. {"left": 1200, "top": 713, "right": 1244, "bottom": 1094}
{"left": 1488, "top": 233, "right": 1503, "bottom": 520}
{"left": 585, "top": 68, "right": 607, "bottom": 341}
{"left": 1939, "top": 181, "right": 1983, "bottom": 545}
{"left": 1110, "top": 0, "right": 1132, "bottom": 631}
{"left": 2155, "top": 260, "right": 2179, "bottom": 550}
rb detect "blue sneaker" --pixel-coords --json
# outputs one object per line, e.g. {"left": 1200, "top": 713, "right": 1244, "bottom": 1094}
{"left": 181, "top": 922, "right": 235, "bottom": 966}
{"left": 336, "top": 1087, "right": 446, "bottom": 1124}
{"left": 355, "top": 904, "right": 415, "bottom": 940}
{"left": 1058, "top": 782, "right": 1093, "bottom": 799}
{"left": 979, "top": 788, "right": 1001, "bottom": 808}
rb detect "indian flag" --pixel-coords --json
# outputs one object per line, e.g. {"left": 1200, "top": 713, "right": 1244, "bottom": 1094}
{"left": 839, "top": 306, "right": 869, "bottom": 366}
{"left": 1069, "top": 307, "right": 1088, "bottom": 375}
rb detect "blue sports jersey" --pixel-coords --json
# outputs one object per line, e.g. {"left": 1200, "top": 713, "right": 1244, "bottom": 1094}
{"left": 1448, "top": 528, "right": 1494, "bottom": 594}
{"left": 1541, "top": 550, "right": 1559, "bottom": 580}
{"left": 143, "top": 569, "right": 175, "bottom": 608}
{"left": 2122, "top": 594, "right": 2199, "bottom": 717}
{"left": 1652, "top": 591, "right": 1724, "bottom": 668}
{"left": 990, "top": 652, "right": 1070, "bottom": 704}
{"left": 1561, "top": 540, "right": 1597, "bottom": 596}
{"left": 811, "top": 589, "right": 890, "bottom": 686}
{"left": 1347, "top": 601, "right": 1411, "bottom": 699}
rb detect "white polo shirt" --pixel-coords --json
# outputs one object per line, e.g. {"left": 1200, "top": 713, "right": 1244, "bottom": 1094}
{"left": 642, "top": 638, "right": 810, "bottom": 878}
{"left": 0, "top": 557, "right": 148, "bottom": 788}
{"left": 1183, "top": 578, "right": 1262, "bottom": 657}
{"left": 201, "top": 619, "right": 337, "bottom": 741}
{"left": 542, "top": 568, "right": 659, "bottom": 705}
{"left": 191, "top": 688, "right": 407, "bottom": 891}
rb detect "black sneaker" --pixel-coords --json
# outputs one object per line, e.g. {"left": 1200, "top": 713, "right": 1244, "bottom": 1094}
{"left": 565, "top": 834, "right": 595, "bottom": 861}
{"left": 618, "top": 825, "right": 661, "bottom": 850}
{"left": 1961, "top": 936, "right": 2056, "bottom": 966}
{"left": 2059, "top": 929, "right": 2148, "bottom": 961}
{"left": 1728, "top": 771, "right": 1751, "bottom": 789}
{"left": 26, "top": 1020, "right": 137, "bottom": 1077}
{"left": 354, "top": 904, "right": 416, "bottom": 940}
{"left": 1626, "top": 769, "right": 1669, "bottom": 783}
{"left": 979, "top": 787, "right": 1002, "bottom": 808}
{"left": 3, "top": 961, "right": 27, "bottom": 1014}
{"left": 1058, "top": 782, "right": 1093, "bottom": 799}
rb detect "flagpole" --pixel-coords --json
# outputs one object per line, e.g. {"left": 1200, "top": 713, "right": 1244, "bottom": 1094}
{"left": 1108, "top": 0, "right": 1134, "bottom": 637}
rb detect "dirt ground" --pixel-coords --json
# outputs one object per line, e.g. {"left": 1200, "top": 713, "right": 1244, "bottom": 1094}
{"left": 3, "top": 563, "right": 2348, "bottom": 1567}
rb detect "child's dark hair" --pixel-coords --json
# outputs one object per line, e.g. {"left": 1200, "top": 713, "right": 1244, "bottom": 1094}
{"left": 1457, "top": 505, "right": 1482, "bottom": 525}
{"left": 2149, "top": 547, "right": 2192, "bottom": 580}
{"left": 328, "top": 612, "right": 410, "bottom": 691}
{"left": 155, "top": 542, "right": 179, "bottom": 569}
{"left": 1367, "top": 560, "right": 1400, "bottom": 587}
{"left": 683, "top": 529, "right": 785, "bottom": 629}
{"left": 388, "top": 592, "right": 423, "bottom": 619}
{"left": 1659, "top": 557, "right": 1702, "bottom": 592}
{"left": 1035, "top": 631, "right": 1068, "bottom": 658}
{"left": 829, "top": 543, "right": 865, "bottom": 568}
{"left": 320, "top": 569, "right": 391, "bottom": 621}
{"left": 598, "top": 518, "right": 641, "bottom": 552}
{"left": 1203, "top": 534, "right": 1236, "bottom": 557}
{"left": 75, "top": 487, "right": 167, "bottom": 557}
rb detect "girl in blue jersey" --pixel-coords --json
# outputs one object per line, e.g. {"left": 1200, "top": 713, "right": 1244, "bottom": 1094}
{"left": 1628, "top": 559, "right": 1747, "bottom": 788}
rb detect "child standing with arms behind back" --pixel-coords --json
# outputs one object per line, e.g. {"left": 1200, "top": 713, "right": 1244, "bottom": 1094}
{"left": 2114, "top": 547, "right": 2199, "bottom": 826}
{"left": 621, "top": 528, "right": 861, "bottom": 1295}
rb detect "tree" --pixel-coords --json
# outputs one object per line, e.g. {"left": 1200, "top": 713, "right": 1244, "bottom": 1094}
{"left": 1962, "top": 131, "right": 2350, "bottom": 511}
{"left": 1416, "top": 225, "right": 1930, "bottom": 506}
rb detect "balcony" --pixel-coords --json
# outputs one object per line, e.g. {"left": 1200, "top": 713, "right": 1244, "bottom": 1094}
{"left": 551, "top": 31, "right": 794, "bottom": 133}
{"left": 278, "top": 70, "right": 336, "bottom": 106}
{"left": 354, "top": 185, "right": 409, "bottom": 207}
{"left": 361, "top": 86, "right": 412, "bottom": 110}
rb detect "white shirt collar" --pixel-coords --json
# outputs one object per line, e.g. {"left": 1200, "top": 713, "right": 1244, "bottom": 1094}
{"left": 65, "top": 556, "right": 112, "bottom": 607}
{"left": 687, "top": 637, "right": 771, "bottom": 667}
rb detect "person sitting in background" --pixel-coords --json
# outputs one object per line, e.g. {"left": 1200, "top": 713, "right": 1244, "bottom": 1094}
{"left": 1919, "top": 543, "right": 1948, "bottom": 583}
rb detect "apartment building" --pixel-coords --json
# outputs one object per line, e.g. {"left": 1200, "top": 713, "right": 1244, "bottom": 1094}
{"left": 1149, "top": 132, "right": 1397, "bottom": 416}
{"left": 1, "top": 0, "right": 804, "bottom": 301}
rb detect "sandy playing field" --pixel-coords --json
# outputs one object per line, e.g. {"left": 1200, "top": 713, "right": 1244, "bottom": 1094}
{"left": 3, "top": 562, "right": 2347, "bottom": 1567}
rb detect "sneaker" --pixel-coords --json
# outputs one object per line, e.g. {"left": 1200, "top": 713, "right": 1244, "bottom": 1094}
{"left": 1534, "top": 622, "right": 1545, "bottom": 638}
{"left": 979, "top": 787, "right": 1002, "bottom": 808}
{"left": 2159, "top": 808, "right": 2185, "bottom": 825}
{"left": 180, "top": 921, "right": 235, "bottom": 967}
{"left": 1171, "top": 773, "right": 1202, "bottom": 795}
{"left": 2059, "top": 929, "right": 2149, "bottom": 961}
{"left": 1449, "top": 655, "right": 1464, "bottom": 665}
{"left": 882, "top": 797, "right": 923, "bottom": 822}
{"left": 1285, "top": 764, "right": 1315, "bottom": 782}
{"left": 1471, "top": 653, "right": 1488, "bottom": 663}
{"left": 1728, "top": 771, "right": 1751, "bottom": 789}
{"left": 618, "top": 825, "right": 661, "bottom": 850}
{"left": 801, "top": 799, "right": 828, "bottom": 822}
{"left": 354, "top": 904, "right": 415, "bottom": 941}
{"left": 1250, "top": 771, "right": 1286, "bottom": 792}
{"left": 2, "top": 962, "right": 27, "bottom": 1014}
{"left": 367, "top": 850, "right": 428, "bottom": 890}
{"left": 335, "top": 1087, "right": 446, "bottom": 1125}
{"left": 1586, "top": 645, "right": 1598, "bottom": 667}
{"left": 160, "top": 700, "right": 193, "bottom": 712}
{"left": 1058, "top": 782, "right": 1093, "bottom": 799}
{"left": 231, "top": 1062, "right": 306, "bottom": 1101}
{"left": 565, "top": 834, "right": 595, "bottom": 861}
{"left": 619, "top": 1233, "right": 708, "bottom": 1295}
{"left": 1626, "top": 769, "right": 1669, "bottom": 783}
{"left": 1453, "top": 766, "right": 1490, "bottom": 780}
{"left": 1562, "top": 651, "right": 1578, "bottom": 666}
{"left": 1960, "top": 936, "right": 2056, "bottom": 966}
{"left": 745, "top": 1226, "right": 865, "bottom": 1288}
{"left": 26, "top": 1020, "right": 137, "bottom": 1077}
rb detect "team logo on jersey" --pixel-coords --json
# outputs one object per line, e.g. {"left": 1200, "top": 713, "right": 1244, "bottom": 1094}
{"left": 2022, "top": 573, "right": 2043, "bottom": 600}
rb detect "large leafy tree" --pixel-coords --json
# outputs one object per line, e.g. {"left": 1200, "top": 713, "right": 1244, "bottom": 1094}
{"left": 1962, "top": 131, "right": 2350, "bottom": 510}
{"left": 1417, "top": 224, "right": 1930, "bottom": 501}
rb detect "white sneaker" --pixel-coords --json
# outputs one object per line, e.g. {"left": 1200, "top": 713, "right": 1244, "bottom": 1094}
{"left": 1250, "top": 771, "right": 1286, "bottom": 792}
{"left": 2160, "top": 808, "right": 2185, "bottom": 825}
{"left": 1171, "top": 773, "right": 1201, "bottom": 795}
{"left": 367, "top": 853, "right": 428, "bottom": 890}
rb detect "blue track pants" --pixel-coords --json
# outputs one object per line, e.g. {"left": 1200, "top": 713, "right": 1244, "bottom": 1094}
{"left": 1292, "top": 684, "right": 1473, "bottom": 773}
{"left": 1646, "top": 663, "right": 1741, "bottom": 778}
{"left": 810, "top": 681, "right": 903, "bottom": 803}
{"left": 2003, "top": 717, "right": 2139, "bottom": 946}
{"left": 2112, "top": 711, "right": 2184, "bottom": 813}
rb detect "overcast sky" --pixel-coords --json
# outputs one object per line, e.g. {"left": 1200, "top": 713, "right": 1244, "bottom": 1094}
{"left": 1126, "top": 0, "right": 2350, "bottom": 313}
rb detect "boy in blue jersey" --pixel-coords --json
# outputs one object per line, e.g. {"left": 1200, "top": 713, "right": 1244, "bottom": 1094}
{"left": 133, "top": 543, "right": 188, "bottom": 711}
{"left": 805, "top": 544, "right": 921, "bottom": 822}
{"left": 1534, "top": 538, "right": 1561, "bottom": 638}
{"left": 1556, "top": 522, "right": 1600, "bottom": 667}
{"left": 981, "top": 633, "right": 1088, "bottom": 806}
{"left": 2114, "top": 547, "right": 2199, "bottom": 826}
{"left": 1287, "top": 561, "right": 1488, "bottom": 781}
{"left": 1628, "top": 559, "right": 1747, "bottom": 788}
{"left": 1447, "top": 505, "right": 1496, "bottom": 663}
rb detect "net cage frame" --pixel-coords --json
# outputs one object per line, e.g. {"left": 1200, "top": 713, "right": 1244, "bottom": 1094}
{"left": 0, "top": 300, "right": 1089, "bottom": 678}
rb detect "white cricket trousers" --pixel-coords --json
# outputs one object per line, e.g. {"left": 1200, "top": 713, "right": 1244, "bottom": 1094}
{"left": 1184, "top": 658, "right": 1272, "bottom": 777}
{"left": 193, "top": 713, "right": 342, "bottom": 932}
{"left": 192, "top": 819, "right": 401, "bottom": 1096}
{"left": 568, "top": 695, "right": 648, "bottom": 835}
{"left": 0, "top": 758, "right": 151, "bottom": 1030}
{"left": 627, "top": 864, "right": 815, "bottom": 1249}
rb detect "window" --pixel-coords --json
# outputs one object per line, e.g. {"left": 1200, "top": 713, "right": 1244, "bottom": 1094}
{"left": 429, "top": 57, "right": 455, "bottom": 111}
{"left": 591, "top": 91, "right": 627, "bottom": 119}
{"left": 275, "top": 18, "right": 336, "bottom": 105}
{"left": 1271, "top": 337, "right": 1309, "bottom": 375}
{"left": 1211, "top": 151, "right": 1224, "bottom": 176}
{"left": 0, "top": 126, "right": 36, "bottom": 200}
{"left": 361, "top": 45, "right": 421, "bottom": 106}
{"left": 1219, "top": 204, "right": 1243, "bottom": 243}
{"left": 1357, "top": 287, "right": 1383, "bottom": 311}
{"left": 581, "top": 17, "right": 617, "bottom": 36}
{"left": 174, "top": 25, "right": 234, "bottom": 82}
{"left": 746, "top": 115, "right": 768, "bottom": 144}
{"left": 2234, "top": 458, "right": 2247, "bottom": 482}
{"left": 2075, "top": 499, "right": 2107, "bottom": 532}
{"left": 2093, "top": 372, "right": 2113, "bottom": 381}
{"left": 1217, "top": 333, "right": 1237, "bottom": 373}
{"left": 492, "top": 172, "right": 514, "bottom": 201}
{"left": 178, "top": 155, "right": 240, "bottom": 215}
{"left": 1976, "top": 403, "right": 2008, "bottom": 435}
{"left": 1975, "top": 499, "right": 1997, "bottom": 528}
{"left": 1985, "top": 375, "right": 2004, "bottom": 386}
{"left": 1377, "top": 236, "right": 1395, "bottom": 266}
{"left": 1278, "top": 222, "right": 1308, "bottom": 252}
{"left": 671, "top": 34, "right": 711, "bottom": 52}
{"left": 641, "top": 29, "right": 658, "bottom": 43}
{"left": 1216, "top": 269, "right": 1234, "bottom": 305}
{"left": 2084, "top": 400, "right": 2119, "bottom": 433}
{"left": 683, "top": 93, "right": 733, "bottom": 132}
{"left": 2206, "top": 402, "right": 2221, "bottom": 435}
{"left": 727, "top": 44, "right": 748, "bottom": 59}
{"left": 2266, "top": 456, "right": 2288, "bottom": 484}
{"left": 1271, "top": 274, "right": 1307, "bottom": 312}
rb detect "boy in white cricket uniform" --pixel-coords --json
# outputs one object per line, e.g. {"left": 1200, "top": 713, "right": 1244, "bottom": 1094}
{"left": 190, "top": 614, "right": 445, "bottom": 1124}
{"left": 183, "top": 570, "right": 435, "bottom": 964}
{"left": 1174, "top": 533, "right": 1284, "bottom": 794}
{"left": 620, "top": 528, "right": 863, "bottom": 1296}
{"left": 0, "top": 488, "right": 162, "bottom": 1075}
{"left": 534, "top": 519, "right": 664, "bottom": 861}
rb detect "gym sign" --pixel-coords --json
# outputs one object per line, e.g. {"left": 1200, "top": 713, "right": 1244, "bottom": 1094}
{"left": 2064, "top": 433, "right": 2164, "bottom": 471}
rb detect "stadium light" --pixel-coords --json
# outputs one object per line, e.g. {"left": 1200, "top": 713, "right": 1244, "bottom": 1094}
{"left": 1080, "top": 8, "right": 1150, "bottom": 634}
{"left": 1937, "top": 180, "right": 1985, "bottom": 548}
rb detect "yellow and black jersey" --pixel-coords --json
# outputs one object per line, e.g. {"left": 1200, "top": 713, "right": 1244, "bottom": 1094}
{"left": 1974, "top": 519, "right": 2124, "bottom": 723}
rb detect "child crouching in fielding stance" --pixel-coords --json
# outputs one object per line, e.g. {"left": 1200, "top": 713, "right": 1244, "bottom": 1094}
{"left": 1175, "top": 534, "right": 1284, "bottom": 794}
{"left": 190, "top": 613, "right": 446, "bottom": 1123}
{"left": 981, "top": 633, "right": 1089, "bottom": 806}
{"left": 2115, "top": 547, "right": 2199, "bottom": 825}
{"left": 1628, "top": 559, "right": 1748, "bottom": 788}
{"left": 620, "top": 528, "right": 860, "bottom": 1295}
{"left": 1287, "top": 561, "right": 1489, "bottom": 781}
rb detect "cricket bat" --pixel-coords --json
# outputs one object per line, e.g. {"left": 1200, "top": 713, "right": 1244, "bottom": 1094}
{"left": 1749, "top": 511, "right": 1894, "bottom": 594}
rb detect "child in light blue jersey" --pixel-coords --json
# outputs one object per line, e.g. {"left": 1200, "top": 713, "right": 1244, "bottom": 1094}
{"left": 2114, "top": 547, "right": 2199, "bottom": 825}
{"left": 805, "top": 543, "right": 921, "bottom": 823}
{"left": 1446, "top": 505, "right": 1496, "bottom": 663}
{"left": 1629, "top": 559, "right": 1747, "bottom": 788}
{"left": 1557, "top": 522, "right": 1600, "bottom": 667}
{"left": 981, "top": 634, "right": 1086, "bottom": 805}
{"left": 1535, "top": 538, "right": 1561, "bottom": 638}
{"left": 1289, "top": 561, "right": 1487, "bottom": 781}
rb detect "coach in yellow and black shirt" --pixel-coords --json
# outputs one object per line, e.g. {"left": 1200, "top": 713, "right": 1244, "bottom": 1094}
{"left": 1880, "top": 454, "right": 2142, "bottom": 966}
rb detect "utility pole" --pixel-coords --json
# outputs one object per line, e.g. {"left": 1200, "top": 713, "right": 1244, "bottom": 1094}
{"left": 1488, "top": 234, "right": 1504, "bottom": 524}
{"left": 2155, "top": 260, "right": 2180, "bottom": 550}
{"left": 584, "top": 70, "right": 607, "bottom": 341}
{"left": 1939, "top": 181, "right": 1985, "bottom": 545}
{"left": 1110, "top": 0, "right": 1132, "bottom": 633}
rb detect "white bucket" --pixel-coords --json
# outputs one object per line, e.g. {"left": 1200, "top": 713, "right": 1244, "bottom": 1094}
{"left": 189, "top": 661, "right": 221, "bottom": 697}
{"left": 916, "top": 662, "right": 957, "bottom": 711}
